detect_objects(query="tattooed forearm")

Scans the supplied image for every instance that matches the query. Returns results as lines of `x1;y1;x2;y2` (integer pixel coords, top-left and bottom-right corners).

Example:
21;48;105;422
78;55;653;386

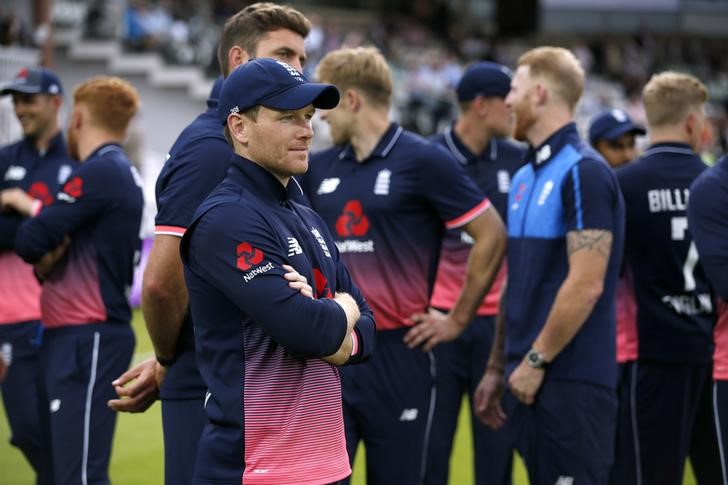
566;230;613;259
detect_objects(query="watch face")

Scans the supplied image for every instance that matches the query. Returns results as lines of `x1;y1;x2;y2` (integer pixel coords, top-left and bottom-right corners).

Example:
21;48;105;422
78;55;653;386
527;349;544;368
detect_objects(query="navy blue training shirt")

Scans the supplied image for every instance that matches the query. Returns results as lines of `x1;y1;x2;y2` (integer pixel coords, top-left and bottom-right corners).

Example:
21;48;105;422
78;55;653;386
181;155;375;484
153;79;228;399
301;123;490;331
618;142;714;363
0;133;77;325
429;126;525;315
505;123;624;389
15;143;144;327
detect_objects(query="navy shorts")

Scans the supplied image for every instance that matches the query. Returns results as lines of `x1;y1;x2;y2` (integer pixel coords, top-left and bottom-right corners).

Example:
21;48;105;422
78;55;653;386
162;397;206;485
0;321;43;474
611;360;711;485
37;323;135;485
426;314;512;485
340;327;436;485
504;379;616;485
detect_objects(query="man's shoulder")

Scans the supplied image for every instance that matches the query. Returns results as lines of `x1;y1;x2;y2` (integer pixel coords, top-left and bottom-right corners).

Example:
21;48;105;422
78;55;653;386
497;137;527;159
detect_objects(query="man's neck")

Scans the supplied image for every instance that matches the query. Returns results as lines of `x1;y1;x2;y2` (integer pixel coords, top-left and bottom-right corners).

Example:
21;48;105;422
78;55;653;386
350;111;391;162
649;127;694;149
527;107;573;148
78;129;124;161
454;117;491;156
33;127;60;154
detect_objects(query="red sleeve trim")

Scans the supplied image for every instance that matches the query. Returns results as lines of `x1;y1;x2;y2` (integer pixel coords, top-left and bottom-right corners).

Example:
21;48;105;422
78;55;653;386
154;225;186;237
445;198;491;229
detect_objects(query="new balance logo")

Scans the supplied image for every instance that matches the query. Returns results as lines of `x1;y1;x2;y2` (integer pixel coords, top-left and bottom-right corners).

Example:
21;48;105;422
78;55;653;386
374;169;391;195
555;476;574;485
4;165;26;181
50;399;61;413
287;237;303;256
317;178;340;195
399;408;418;421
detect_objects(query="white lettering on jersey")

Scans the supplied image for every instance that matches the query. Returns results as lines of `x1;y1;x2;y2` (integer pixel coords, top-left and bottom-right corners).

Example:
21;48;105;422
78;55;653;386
374;169;391;195
317;178;340;195
243;262;274;283
310;228;331;257
57;165;73;184
661;293;713;315
56;192;76;204
1;342;12;366
460;231;475;245
647;188;689;213
497;170;511;193
399;409;419;421
4;165;26;181
335;240;375;253
537;180;554;206
287;237;303;257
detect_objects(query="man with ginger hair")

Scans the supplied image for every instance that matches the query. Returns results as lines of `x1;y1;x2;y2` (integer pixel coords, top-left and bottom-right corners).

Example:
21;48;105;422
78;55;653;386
302;46;507;484
612;72;717;485
473;47;624;484
12;76;143;484
108;4;312;483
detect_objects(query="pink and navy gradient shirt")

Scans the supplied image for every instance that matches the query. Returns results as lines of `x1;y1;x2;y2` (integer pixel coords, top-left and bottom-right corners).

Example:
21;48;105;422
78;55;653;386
428;126;525;315
15;143;144;328
302;123;491;331
0;133;76;325
688;154;728;379
181;155;375;485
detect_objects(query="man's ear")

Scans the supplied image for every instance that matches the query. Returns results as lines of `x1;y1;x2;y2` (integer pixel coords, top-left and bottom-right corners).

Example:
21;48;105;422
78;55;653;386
228;114;249;145
345;88;361;113
228;45;253;74
535;83;548;106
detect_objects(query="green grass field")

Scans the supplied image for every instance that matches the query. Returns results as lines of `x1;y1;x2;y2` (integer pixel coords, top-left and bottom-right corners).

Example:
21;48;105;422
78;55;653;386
0;309;698;484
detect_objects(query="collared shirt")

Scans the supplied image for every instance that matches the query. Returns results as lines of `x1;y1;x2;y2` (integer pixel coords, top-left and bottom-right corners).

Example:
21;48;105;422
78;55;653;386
618;142;715;364
506;123;624;388
301;123;490;331
429;125;525;315
689;155;728;379
15;143;143;327
153;80;227;399
181;155;374;484
0;133;76;324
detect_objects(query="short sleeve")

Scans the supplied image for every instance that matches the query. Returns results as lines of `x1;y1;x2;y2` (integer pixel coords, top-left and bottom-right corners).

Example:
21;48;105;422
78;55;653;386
561;158;620;233
154;137;231;236
418;143;490;229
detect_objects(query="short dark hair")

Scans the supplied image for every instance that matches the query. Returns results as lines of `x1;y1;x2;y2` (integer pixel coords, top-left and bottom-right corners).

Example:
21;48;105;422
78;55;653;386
217;2;310;77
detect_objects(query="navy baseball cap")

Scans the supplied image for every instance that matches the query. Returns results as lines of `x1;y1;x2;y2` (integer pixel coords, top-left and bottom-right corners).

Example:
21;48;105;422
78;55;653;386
0;67;63;96
218;58;340;125
456;61;513;102
588;109;646;144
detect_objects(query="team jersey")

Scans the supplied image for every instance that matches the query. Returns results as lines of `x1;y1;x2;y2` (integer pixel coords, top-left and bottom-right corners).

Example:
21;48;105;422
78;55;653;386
429;126;525;315
615;269;638;363
618;142;714;363
688;154;728;379
301;123;490;331
505;123;624;388
15;143;144;327
154;78;228;399
0;133;76;324
180;155;375;485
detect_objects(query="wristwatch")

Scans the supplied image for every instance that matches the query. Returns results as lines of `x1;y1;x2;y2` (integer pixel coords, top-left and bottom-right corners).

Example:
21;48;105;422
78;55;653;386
525;348;548;369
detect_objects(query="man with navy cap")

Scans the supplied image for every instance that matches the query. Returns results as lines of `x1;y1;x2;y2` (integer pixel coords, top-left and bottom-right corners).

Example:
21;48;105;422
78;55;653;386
588;109;645;169
180;58;375;485
425;61;524;485
0;66;76;481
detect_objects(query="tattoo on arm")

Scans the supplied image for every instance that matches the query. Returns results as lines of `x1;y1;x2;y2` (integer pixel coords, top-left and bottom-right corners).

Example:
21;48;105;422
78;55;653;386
566;229;613;259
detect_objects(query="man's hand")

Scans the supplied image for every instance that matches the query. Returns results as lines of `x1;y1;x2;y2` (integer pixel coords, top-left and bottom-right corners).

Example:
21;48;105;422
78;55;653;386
404;308;464;352
282;264;313;298
34;236;71;280
0;188;35;216
508;359;545;405
107;357;165;413
474;366;507;429
0;358;7;384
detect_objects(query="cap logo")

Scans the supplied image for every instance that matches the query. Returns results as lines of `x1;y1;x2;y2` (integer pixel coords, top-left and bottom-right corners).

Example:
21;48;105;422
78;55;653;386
276;60;304;82
48;84;59;94
611;109;627;122
229;105;239;115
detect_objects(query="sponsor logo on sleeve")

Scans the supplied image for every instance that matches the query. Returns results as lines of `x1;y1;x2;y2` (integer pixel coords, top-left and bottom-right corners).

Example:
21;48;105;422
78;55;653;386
28;181;53;206
236;242;273;282
287;237;303;257
58;176;83;203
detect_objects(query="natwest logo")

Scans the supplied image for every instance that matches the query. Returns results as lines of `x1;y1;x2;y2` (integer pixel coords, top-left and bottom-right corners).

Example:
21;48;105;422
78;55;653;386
336;200;369;237
63;176;83;198
236;242;264;270
28;181;53;206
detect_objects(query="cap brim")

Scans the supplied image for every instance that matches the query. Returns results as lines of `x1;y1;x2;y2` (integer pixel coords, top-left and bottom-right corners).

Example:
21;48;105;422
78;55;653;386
0;84;42;96
263;83;340;111
601;123;646;141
